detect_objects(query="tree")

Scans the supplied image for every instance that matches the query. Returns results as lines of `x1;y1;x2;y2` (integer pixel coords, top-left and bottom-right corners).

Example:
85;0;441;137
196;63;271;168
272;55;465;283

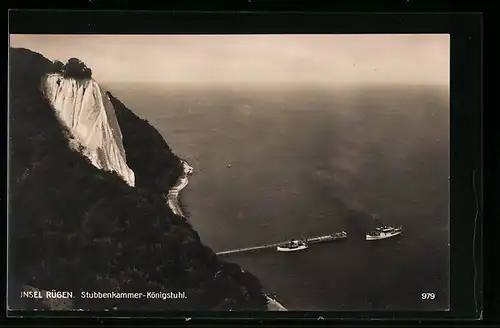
51;60;64;74
62;58;92;79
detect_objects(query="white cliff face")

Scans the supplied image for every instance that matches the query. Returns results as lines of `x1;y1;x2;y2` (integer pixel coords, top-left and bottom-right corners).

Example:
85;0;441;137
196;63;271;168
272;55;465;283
43;74;135;187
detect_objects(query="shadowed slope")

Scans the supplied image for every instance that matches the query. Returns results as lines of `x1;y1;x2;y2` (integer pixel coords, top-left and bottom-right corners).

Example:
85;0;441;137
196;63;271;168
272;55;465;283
109;92;183;194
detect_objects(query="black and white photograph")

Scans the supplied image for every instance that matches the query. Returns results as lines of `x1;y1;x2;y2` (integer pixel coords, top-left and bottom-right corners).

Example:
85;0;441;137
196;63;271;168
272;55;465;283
8;34;450;312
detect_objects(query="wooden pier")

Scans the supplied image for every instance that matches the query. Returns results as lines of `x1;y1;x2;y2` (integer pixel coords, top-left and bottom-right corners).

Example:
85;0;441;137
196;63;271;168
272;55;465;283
216;231;347;256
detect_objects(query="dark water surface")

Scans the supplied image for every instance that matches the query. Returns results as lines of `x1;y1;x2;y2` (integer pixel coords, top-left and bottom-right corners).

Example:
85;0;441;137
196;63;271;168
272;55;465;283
108;83;450;311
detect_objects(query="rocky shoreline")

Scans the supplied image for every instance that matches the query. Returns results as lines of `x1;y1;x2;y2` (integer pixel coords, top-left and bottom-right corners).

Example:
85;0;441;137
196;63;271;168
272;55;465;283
266;295;288;311
166;160;194;217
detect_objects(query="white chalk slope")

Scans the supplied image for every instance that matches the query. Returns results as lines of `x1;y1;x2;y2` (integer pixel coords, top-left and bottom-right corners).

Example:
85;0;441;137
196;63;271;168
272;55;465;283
167;160;194;217
43;74;135;187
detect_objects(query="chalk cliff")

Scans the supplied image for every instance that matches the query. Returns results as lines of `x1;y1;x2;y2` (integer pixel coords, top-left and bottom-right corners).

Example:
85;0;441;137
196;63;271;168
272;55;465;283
8;48;268;311
43;74;135;186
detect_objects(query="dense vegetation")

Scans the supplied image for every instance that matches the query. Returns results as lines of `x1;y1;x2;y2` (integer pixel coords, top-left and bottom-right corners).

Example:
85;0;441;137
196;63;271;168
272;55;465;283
108;93;184;194
8;48;267;311
50;57;93;79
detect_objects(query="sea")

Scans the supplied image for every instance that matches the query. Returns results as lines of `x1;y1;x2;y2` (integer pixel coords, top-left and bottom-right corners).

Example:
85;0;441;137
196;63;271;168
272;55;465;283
107;82;450;311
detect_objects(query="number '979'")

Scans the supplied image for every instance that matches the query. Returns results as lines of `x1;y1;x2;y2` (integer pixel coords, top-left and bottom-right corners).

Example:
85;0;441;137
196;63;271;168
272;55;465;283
421;292;436;300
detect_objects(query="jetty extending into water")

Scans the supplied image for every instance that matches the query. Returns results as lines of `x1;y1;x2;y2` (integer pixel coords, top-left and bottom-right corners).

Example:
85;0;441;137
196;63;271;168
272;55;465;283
216;231;348;256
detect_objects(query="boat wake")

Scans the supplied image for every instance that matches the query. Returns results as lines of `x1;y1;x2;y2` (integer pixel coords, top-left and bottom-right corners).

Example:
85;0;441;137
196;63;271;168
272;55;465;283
167;159;194;217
